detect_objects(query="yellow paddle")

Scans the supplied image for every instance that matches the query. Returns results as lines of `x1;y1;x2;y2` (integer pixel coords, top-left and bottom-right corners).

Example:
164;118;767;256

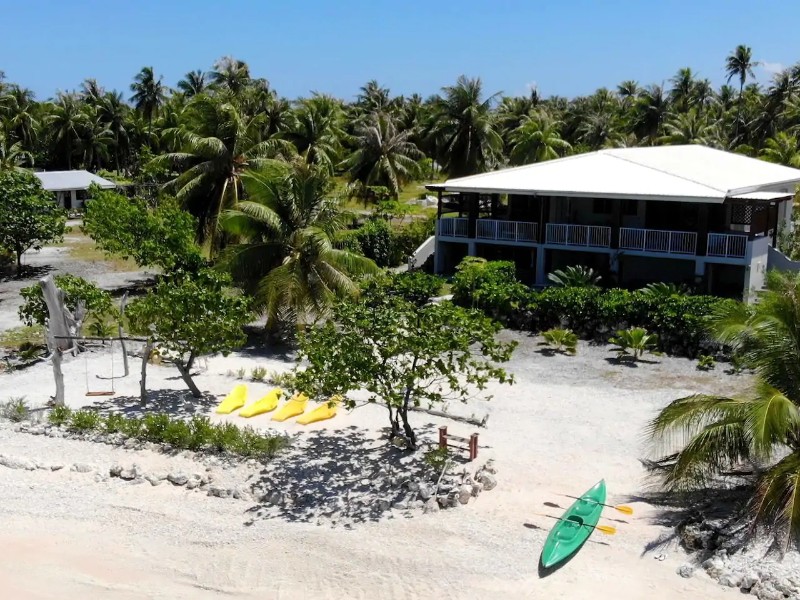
561;495;634;515
534;513;617;535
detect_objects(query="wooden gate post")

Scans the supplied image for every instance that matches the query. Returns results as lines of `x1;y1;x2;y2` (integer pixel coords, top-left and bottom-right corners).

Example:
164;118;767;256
469;433;479;461
438;426;448;451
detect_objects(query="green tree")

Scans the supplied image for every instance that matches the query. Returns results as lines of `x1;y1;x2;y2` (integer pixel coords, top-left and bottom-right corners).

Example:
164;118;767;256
18;274;114;327
220;160;378;329
127;269;251;397
46;93;87;170
82;187;203;271
427;75;503;177
0;170;65;269
725;45;758;140
297;273;516;448
660;110;717;145
648;271;800;547
760;132;800;167
177;70;208;98
130;66;167;133
210;56;252;96
509;111;571;165
154;95;291;245
341;112;422;197
285;95;345;175
0;130;33;170
96;91;131;173
0;85;39;149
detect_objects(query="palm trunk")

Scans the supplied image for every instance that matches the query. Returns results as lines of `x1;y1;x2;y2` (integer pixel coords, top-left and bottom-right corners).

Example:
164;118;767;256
735;82;744;141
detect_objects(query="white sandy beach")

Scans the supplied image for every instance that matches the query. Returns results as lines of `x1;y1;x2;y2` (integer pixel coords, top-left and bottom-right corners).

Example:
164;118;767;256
0;331;746;599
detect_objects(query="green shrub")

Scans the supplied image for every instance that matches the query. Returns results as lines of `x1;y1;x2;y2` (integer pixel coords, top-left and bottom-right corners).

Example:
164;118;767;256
120;416;143;438
697;354;716;371
211;422;242;452
609;327;659;360
392;217;435;263
354;218;394;267
18;274;115;327
48;405;72;426
251;366;267;382
541;328;578;355
68;409;101;432
269;370;297;390
188;415;214;450
162;420;192;447
236;426;287;458
104;413;126;433
236;367;246;380
1;397;30;422
141;413;171;442
451;258;531;325
423;446;451;471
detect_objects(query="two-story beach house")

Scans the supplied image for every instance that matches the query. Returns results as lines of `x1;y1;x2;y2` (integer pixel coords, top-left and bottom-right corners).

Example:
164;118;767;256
428;145;800;299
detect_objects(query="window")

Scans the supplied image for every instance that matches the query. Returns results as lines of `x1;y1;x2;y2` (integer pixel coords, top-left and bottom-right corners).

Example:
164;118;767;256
592;198;613;214
622;200;638;216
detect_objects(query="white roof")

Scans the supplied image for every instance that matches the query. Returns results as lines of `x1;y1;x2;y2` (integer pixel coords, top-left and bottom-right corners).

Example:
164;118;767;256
33;170;116;192
435;146;800;203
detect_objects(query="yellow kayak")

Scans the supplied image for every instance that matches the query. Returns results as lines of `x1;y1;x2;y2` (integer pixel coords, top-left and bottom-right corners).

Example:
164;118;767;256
239;387;283;418
296;395;342;425
215;384;247;414
271;392;309;422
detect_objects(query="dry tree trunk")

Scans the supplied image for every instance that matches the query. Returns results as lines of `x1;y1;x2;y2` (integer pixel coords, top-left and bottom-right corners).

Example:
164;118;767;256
118;293;129;377
140;340;153;406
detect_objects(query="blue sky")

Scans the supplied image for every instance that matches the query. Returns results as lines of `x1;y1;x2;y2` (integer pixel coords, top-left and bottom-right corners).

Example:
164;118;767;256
1;0;797;101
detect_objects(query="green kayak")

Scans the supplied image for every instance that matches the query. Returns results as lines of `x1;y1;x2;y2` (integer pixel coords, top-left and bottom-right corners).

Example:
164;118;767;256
540;479;606;569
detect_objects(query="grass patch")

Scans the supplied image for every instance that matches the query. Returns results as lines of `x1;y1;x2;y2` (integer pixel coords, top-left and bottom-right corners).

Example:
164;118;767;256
67;236;138;271
0;326;45;349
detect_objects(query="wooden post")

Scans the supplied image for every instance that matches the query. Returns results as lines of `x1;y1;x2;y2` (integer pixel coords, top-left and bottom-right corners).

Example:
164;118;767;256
140;339;153;405
469;433;479;461
118;292;129;377
438;426;447;451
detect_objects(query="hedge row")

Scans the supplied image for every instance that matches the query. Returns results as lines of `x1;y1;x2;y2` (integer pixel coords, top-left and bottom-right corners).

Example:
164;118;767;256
451;258;737;357
337;217;435;268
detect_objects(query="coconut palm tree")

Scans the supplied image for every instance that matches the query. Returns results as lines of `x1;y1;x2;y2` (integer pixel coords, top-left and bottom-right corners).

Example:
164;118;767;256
355;80;395;116
210;56;252;96
130;66;167;133
426;75;503;177
617;80;640;107
726;45;758;139
660;110;717;146
177;70;208;97
341;112;422;197
669;67;696;112
220;159;378;329
96;91;130;173
0;85;39;149
76;109;113;170
46;93;87;169
633;84;669;143
760;132;800;167
648;270;800;547
285;95;345;175
509;111;571;164
154;95;292;246
0;129;33;170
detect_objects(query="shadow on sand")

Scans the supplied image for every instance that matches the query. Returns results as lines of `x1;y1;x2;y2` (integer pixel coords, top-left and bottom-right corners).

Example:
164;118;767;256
244;424;442;525
90;389;218;419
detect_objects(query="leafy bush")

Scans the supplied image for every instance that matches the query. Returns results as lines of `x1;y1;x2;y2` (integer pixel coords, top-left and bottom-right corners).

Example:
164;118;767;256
141;413;171;442
18;274;115;327
423;447;451;471
609;327;659;360
188;415;215;450
251;366;268;382
548;265;601;288
451;258;736;357
48;405;72;426
120;416;143;438
1;397;30;422
211;422;242;452
391;217;435;262
354;218;394;267
639;282;690;297
236;426;287;458
162;419;192;447
541;328;578;355
68;409;101;432
697;354;716;371
268;370;297;390
104;413;126;433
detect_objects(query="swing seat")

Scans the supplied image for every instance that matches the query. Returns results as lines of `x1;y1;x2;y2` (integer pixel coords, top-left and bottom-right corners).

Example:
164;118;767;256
86;390;115;397
216;384;248;414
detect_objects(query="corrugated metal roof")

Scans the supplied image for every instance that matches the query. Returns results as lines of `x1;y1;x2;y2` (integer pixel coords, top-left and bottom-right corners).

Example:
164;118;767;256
33;170;116;192
434;146;800;203
729;191;793;201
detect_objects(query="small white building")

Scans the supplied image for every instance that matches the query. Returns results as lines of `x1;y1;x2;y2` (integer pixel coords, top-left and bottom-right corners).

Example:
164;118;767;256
33;170;116;209
430;145;800;299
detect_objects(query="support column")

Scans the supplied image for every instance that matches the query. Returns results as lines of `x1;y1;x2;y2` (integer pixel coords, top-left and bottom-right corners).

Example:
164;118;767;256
436;189;443;219
535;248;547;286
57;192;65;208
434;240;443;274
610;199;622;249
467;193;479;239
467;240;477;258
70;190;78;209
697;204;709;255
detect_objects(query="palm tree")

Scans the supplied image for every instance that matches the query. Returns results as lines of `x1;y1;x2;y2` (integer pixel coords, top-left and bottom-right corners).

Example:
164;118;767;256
426;76;502;177
341;112;422;197
80;78;104;106
617;80;640;107
509;111;571;164
0;129;33;170
220;159;378;329
648;271;800;547
725;45;758;139
177;70;208;97
577;111;623;149
0;85;39;149
285;95;345;175
355;80;394;116
760;132;800;167
76;109;113;170
633;84;669;143
130;66;167;133
46;93;87;169
660;110;717;146
210;56;252;96
669;67;696;112
154;96;291;245
96;91;130;173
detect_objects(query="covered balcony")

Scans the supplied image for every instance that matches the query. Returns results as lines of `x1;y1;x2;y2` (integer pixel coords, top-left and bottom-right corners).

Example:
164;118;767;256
707;233;748;259
619;228;697;255
476;219;538;243
545;223;611;248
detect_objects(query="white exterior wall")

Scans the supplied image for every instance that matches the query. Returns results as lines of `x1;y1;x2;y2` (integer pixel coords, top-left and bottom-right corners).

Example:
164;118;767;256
743;236;770;301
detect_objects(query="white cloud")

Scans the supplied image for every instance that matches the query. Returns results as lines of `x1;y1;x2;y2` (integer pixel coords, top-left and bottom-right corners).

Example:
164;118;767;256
759;60;786;76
